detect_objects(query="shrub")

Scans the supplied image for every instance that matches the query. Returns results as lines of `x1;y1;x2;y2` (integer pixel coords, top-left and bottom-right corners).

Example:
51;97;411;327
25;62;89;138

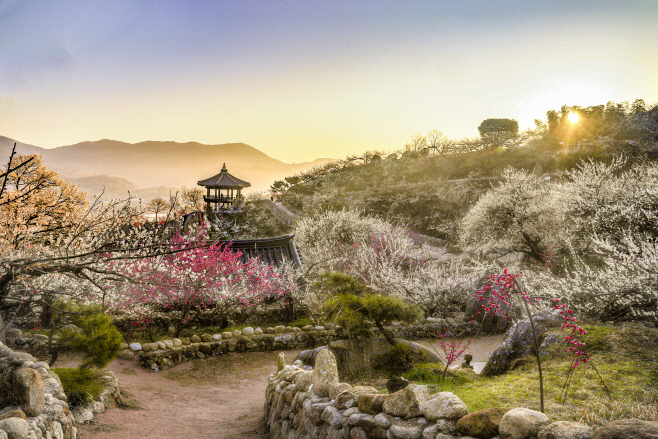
379;344;418;375
52;367;104;407
52;302;123;369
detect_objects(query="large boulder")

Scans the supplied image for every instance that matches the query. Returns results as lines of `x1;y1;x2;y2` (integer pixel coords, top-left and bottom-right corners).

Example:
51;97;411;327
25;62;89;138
421;392;469;421
12;367;45;417
0;417;30;439
464;284;511;332
382;384;430;419
329;338;442;372
499;407;550;439
456;407;512;438
593;418;658;439
481;308;562;377
538;421;594;439
311;349;339;397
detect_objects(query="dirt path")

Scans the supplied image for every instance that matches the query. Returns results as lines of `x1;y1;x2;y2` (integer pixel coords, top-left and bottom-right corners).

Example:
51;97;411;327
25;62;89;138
77;335;504;439
78;350;301;439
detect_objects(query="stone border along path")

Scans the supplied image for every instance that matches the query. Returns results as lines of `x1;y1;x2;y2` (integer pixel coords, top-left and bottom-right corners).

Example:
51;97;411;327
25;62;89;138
76;336;505;439
116;318;485;371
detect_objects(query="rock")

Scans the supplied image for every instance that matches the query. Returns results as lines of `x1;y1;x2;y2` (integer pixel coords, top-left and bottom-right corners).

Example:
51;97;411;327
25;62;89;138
12;367;45;417
5;329;22;338
201;334;213;342
172;338;182;347
421;391;469;421
128;342;142;351
435;419;458;434
335;386;379;410
0;417;30;439
351;426;368;439
295;346;328;367
357;393;389;415
277;352;286;371
311;349;339;397
329;382;352;400
481;309;562;377
386;375;410;393
264;327;275;334
0;411;26;421
163;340;174;349
382;384;430;419
457;407;511;438
389;417;429;439
499;407;550;439
464;284;510;332
538;421;594;439
242;327;254;336
302;325;315;332
321;406;343;429
190;335;201;343
294;371;313;392
0;430;6;439
592;418;658;439
423;425;439;439
274;325;285;334
255;328;263;335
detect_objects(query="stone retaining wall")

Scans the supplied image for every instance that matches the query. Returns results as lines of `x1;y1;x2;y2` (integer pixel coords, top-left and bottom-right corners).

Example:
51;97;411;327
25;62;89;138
0;341;77;439
264;349;658;439
117;318;480;371
0;340;121;439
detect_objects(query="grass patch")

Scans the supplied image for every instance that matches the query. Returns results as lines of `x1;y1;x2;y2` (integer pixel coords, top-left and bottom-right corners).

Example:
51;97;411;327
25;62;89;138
402;323;658;426
52;368;104;408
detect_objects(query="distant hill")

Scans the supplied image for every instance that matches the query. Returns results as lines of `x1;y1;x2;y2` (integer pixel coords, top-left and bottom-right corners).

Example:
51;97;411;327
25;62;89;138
0;136;333;198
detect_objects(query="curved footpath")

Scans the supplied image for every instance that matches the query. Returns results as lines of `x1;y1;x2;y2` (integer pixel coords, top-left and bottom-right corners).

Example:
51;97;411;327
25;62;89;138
78;336;503;439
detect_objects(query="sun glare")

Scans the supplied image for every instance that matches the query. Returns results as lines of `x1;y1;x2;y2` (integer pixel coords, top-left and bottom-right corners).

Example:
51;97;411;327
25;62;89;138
568;112;579;123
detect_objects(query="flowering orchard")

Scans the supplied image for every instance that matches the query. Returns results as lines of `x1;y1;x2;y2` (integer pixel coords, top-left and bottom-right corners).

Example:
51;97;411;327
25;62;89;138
471;269;608;412
295;209;494;318
108;231;297;338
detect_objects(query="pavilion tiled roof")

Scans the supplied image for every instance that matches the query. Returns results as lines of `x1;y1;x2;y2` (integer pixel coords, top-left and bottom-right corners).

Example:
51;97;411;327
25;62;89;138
197;163;251;188
215;234;301;268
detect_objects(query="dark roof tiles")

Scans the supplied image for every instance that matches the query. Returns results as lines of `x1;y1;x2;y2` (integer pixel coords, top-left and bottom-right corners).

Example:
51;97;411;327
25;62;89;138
197;163;251;188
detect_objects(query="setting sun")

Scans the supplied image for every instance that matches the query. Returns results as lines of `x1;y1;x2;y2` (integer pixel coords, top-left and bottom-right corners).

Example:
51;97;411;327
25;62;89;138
568;112;580;123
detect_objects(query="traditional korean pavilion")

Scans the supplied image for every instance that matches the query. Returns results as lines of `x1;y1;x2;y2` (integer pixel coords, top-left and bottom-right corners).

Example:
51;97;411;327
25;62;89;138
197;163;251;212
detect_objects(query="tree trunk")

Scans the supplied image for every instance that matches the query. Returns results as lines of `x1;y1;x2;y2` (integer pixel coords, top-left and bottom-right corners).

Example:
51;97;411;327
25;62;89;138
375;320;397;347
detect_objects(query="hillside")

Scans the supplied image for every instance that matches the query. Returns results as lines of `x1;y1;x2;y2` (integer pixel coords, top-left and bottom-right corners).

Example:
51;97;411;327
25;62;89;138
0;136;332;197
280;131;657;241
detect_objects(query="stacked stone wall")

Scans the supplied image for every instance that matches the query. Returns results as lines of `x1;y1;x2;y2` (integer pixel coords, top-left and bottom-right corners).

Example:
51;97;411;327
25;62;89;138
0;341;77;439
117;318;479;371
0;340;120;439
264;350;658;439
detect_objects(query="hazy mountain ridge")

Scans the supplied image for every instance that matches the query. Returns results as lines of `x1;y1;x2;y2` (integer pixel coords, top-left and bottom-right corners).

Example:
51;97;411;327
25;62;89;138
0;136;333;198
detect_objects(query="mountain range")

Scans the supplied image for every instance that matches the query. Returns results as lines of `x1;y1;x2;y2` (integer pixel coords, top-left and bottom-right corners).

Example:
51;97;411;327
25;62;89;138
0;136;332;200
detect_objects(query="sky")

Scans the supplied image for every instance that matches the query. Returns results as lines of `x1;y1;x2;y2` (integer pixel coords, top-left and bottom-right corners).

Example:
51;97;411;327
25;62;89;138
1;0;657;163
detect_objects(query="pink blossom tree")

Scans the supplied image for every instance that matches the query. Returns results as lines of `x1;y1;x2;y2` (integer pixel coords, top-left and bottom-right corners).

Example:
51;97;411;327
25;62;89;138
109;231;297;338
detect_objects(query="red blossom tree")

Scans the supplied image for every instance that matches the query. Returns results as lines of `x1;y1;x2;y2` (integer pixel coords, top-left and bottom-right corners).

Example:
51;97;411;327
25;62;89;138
471;269;609;412
109;230;296;338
